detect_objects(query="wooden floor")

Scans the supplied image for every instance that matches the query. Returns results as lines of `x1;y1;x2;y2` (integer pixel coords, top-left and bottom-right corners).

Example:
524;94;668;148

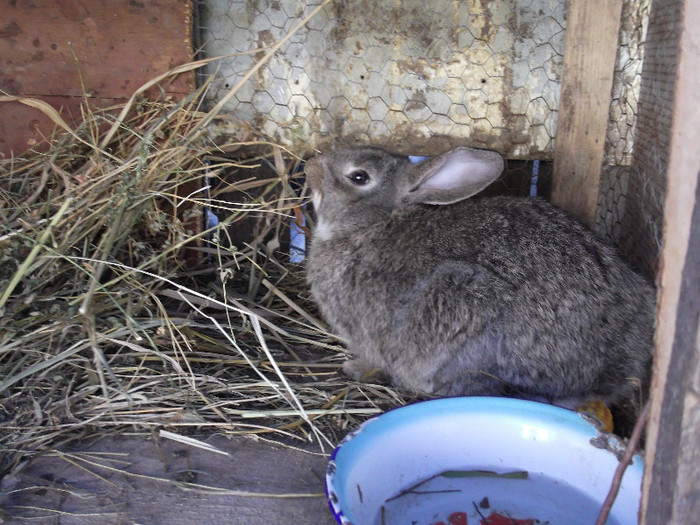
0;434;337;525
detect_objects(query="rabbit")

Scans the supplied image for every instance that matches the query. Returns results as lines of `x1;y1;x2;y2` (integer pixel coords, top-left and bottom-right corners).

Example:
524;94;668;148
304;145;655;407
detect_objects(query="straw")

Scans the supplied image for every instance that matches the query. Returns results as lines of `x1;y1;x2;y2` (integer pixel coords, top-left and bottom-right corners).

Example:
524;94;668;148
0;7;417;488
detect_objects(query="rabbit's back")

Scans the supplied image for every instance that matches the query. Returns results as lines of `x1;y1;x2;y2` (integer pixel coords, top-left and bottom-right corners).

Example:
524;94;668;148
308;195;654;403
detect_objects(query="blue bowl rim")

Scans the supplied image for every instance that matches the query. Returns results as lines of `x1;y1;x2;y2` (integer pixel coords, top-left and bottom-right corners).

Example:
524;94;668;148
324;396;643;525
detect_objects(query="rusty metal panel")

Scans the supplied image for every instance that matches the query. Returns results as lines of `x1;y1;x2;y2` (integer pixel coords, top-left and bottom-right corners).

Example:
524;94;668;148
199;0;567;159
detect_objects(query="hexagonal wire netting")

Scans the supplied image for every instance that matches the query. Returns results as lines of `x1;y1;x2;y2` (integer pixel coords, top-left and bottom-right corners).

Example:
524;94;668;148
194;0;661;275
600;0;664;277
196;0;566;159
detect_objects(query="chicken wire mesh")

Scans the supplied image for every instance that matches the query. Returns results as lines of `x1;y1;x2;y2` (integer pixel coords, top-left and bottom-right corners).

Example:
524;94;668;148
194;0;664;276
598;0;663;278
597;0;670;279
196;0;566;159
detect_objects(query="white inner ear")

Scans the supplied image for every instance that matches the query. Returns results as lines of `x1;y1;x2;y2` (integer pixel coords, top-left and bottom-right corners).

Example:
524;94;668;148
421;153;493;192
421;158;467;191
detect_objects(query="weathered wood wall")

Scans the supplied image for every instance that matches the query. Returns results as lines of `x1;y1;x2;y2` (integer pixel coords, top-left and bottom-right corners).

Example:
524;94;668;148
0;434;335;524
641;0;700;522
0;0;194;157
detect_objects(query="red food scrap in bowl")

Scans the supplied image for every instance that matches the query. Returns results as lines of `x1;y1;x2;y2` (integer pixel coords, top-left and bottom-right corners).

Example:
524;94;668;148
431;511;469;525
431;510;536;525
448;512;469;525
481;512;535;525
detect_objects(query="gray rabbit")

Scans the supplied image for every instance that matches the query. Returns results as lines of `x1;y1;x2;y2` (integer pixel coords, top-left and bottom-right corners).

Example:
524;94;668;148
305;146;655;406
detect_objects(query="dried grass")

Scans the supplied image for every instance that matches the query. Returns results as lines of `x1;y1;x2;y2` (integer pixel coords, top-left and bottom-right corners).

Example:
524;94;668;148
0;48;416;481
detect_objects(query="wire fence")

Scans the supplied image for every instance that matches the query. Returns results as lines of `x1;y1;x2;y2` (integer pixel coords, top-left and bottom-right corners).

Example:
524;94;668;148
194;0;663;276
598;0;662;277
195;0;565;159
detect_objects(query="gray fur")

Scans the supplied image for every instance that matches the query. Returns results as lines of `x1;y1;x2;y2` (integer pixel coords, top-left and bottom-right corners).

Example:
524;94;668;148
305;146;655;404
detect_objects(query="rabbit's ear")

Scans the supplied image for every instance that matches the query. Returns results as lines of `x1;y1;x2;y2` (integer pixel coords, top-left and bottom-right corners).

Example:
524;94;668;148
405;147;504;205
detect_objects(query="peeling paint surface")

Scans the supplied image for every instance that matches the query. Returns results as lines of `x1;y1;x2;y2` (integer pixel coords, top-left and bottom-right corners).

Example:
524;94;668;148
199;0;566;158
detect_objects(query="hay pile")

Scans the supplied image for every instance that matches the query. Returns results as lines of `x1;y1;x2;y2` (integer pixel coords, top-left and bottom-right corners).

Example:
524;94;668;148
0;86;415;480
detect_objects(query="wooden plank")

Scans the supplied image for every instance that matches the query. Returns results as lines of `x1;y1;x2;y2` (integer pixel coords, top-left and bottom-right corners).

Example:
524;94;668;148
0;0;195;156
0;95;124;154
551;0;623;228
0;0;194;98
1;434;336;524
641;0;700;522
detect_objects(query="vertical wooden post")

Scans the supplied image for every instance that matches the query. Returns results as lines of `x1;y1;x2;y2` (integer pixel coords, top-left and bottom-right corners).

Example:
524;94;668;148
551;0;623;228
641;0;700;522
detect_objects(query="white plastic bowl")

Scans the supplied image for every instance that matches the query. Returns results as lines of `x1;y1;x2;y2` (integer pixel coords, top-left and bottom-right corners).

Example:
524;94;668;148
326;397;643;525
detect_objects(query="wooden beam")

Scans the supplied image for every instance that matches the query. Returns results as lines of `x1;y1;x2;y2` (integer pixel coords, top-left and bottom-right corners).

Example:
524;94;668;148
551;0;623;228
641;0;700;522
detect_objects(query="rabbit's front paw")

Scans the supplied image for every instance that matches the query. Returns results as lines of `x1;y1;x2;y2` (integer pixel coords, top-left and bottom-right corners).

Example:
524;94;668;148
342;358;380;381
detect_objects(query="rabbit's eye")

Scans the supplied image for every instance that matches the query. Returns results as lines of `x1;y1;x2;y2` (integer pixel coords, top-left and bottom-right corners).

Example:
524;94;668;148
348;169;370;185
